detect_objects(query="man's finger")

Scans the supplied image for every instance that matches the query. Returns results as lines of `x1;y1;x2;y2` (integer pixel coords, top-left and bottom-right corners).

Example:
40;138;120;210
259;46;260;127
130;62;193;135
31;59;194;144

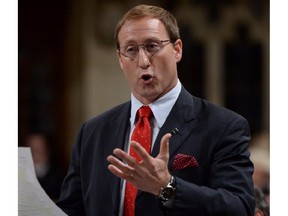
107;155;135;174
130;141;151;162
158;133;172;160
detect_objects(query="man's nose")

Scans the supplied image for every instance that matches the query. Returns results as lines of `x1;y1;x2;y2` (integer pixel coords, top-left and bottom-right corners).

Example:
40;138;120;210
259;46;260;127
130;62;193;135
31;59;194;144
138;47;150;68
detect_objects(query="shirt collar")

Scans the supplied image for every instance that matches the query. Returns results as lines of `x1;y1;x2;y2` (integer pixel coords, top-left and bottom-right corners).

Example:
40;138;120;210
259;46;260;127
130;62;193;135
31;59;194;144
130;79;182;128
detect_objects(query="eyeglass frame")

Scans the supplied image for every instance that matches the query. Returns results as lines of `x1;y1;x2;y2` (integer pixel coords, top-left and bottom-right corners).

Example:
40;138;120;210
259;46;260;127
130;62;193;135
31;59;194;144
117;39;174;60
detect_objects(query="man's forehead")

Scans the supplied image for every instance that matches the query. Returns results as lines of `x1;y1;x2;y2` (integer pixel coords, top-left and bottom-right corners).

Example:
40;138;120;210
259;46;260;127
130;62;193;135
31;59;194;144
118;18;167;42
121;18;163;32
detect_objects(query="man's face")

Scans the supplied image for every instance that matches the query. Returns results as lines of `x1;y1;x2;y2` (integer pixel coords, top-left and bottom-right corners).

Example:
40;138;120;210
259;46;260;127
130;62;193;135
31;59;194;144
117;17;182;104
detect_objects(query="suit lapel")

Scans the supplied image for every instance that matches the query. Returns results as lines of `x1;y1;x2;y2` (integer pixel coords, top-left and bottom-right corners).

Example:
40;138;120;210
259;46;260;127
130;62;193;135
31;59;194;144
151;87;197;165
105;102;131;215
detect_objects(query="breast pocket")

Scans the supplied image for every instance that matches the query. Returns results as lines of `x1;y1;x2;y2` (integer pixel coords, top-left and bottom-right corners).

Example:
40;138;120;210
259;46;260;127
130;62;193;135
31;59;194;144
169;153;209;186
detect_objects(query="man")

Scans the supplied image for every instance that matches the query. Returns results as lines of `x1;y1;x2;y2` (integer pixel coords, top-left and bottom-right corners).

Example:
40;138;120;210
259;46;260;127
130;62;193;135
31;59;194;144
57;4;255;216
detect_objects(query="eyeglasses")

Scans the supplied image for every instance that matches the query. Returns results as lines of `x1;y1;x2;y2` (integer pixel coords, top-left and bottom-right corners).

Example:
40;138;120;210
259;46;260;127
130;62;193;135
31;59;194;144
118;40;173;60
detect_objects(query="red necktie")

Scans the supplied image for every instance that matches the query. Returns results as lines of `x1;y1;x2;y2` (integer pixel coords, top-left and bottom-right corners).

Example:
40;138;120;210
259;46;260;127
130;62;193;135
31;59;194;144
124;106;153;216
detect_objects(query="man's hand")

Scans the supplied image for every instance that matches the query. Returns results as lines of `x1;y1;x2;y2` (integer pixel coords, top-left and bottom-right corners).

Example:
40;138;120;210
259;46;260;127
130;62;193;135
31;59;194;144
107;133;172;196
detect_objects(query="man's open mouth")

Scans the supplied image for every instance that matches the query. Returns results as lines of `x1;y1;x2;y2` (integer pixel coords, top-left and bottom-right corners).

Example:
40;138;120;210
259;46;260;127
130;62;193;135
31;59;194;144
141;74;153;81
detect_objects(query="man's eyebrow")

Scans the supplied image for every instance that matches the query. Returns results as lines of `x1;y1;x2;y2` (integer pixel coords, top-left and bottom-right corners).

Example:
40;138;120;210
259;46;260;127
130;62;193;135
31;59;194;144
121;37;161;46
143;37;161;43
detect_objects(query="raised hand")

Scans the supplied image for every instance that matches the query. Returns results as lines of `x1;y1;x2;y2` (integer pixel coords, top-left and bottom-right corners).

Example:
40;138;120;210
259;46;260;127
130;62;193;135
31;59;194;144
107;133;172;195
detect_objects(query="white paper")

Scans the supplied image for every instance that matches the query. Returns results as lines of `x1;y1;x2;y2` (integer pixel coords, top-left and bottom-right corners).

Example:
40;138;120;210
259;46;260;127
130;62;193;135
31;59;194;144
18;147;67;216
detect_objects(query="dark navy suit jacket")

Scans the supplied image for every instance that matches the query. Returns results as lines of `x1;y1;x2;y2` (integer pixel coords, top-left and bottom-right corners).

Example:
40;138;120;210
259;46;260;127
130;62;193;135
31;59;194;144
57;87;255;216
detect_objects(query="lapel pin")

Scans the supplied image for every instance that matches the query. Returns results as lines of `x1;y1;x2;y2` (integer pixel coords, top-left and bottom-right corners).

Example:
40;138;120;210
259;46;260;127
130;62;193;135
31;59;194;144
171;128;179;135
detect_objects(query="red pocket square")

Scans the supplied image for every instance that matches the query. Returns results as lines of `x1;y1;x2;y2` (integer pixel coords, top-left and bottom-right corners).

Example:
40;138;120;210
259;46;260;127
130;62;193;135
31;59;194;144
172;153;199;170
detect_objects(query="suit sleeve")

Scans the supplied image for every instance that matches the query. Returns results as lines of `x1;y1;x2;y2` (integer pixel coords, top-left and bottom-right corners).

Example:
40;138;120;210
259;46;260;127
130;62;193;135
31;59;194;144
171;116;255;216
56;124;86;216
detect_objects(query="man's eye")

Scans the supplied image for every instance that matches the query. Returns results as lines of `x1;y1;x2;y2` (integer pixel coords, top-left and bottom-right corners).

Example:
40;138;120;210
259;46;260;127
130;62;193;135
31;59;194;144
146;43;159;51
125;46;137;53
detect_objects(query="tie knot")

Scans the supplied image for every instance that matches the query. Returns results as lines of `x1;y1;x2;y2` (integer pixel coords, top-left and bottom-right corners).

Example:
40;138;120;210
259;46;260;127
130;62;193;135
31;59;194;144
138;106;152;118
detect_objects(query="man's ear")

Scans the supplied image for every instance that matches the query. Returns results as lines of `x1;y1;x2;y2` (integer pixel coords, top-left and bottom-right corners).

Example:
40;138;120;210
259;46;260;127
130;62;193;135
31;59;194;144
117;50;124;70
173;39;183;62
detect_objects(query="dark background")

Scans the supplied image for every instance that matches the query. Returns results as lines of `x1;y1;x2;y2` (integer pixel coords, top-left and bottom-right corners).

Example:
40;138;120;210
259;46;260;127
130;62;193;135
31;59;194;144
18;0;269;173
